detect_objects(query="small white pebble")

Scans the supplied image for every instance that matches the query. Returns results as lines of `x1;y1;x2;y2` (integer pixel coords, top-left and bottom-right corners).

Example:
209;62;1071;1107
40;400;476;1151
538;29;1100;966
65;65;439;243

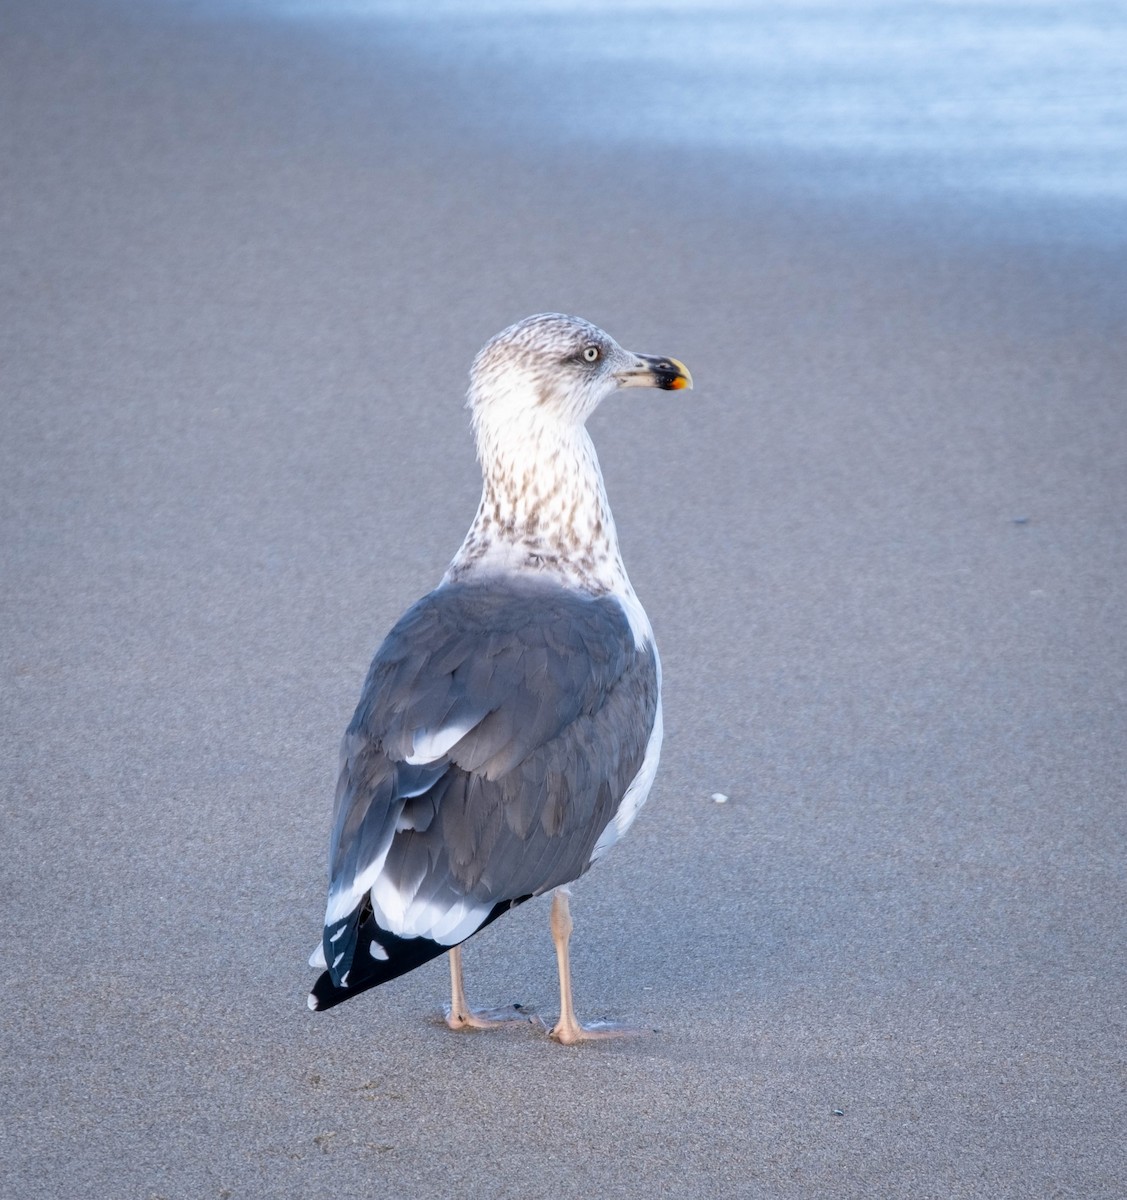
711;792;729;804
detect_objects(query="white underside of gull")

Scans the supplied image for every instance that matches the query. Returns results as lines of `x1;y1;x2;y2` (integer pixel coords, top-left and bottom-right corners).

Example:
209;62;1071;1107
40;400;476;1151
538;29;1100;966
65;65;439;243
591;695;663;863
612;583;656;658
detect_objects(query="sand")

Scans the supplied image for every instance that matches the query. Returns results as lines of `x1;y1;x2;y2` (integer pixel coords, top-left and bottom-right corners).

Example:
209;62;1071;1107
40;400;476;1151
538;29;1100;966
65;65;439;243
2;2;1125;1197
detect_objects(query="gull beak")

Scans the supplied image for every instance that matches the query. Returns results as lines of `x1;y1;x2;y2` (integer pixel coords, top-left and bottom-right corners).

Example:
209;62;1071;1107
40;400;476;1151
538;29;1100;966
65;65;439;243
614;354;693;392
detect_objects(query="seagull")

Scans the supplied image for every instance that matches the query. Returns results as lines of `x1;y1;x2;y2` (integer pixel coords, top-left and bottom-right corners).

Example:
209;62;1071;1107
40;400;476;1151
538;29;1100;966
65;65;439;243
308;313;691;1042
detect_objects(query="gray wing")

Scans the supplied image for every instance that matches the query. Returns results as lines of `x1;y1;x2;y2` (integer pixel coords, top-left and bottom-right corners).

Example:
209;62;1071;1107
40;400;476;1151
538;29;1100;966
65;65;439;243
322;578;658;968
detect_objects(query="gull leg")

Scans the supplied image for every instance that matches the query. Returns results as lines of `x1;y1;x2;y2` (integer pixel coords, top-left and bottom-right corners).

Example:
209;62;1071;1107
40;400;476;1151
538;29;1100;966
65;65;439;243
443;944;534;1031
548;887;636;1044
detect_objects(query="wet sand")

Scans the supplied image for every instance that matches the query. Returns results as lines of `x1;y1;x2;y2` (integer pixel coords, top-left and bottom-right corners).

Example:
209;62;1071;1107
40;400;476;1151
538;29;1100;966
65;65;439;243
2;2;1125;1196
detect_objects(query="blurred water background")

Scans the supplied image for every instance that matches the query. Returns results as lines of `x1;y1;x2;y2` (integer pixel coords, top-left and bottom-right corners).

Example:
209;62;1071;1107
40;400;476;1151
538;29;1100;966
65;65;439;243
214;0;1127;242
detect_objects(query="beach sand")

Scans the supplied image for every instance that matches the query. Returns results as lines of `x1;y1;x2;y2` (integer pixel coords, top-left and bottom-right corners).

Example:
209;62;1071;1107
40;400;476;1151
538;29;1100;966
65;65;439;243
2;2;1125;1196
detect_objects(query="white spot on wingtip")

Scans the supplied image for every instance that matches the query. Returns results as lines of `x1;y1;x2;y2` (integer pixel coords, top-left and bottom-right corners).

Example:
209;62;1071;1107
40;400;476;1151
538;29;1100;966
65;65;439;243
369;939;389;961
307;993;319;1011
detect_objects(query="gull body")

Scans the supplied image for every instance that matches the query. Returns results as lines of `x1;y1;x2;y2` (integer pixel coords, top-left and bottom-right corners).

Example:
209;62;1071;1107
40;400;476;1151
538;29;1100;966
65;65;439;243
309;313;691;1041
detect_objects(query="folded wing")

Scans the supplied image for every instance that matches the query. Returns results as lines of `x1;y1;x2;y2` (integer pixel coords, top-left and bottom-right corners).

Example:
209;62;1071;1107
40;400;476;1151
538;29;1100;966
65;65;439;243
309;579;659;1010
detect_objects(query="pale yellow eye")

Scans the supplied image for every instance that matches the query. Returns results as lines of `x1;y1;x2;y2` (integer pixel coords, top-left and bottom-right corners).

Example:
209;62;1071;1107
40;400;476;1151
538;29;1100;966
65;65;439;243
582;346;600;363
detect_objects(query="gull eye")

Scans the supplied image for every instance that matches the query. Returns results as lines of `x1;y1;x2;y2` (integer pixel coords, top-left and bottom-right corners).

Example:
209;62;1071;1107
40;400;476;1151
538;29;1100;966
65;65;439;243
582;346;600;363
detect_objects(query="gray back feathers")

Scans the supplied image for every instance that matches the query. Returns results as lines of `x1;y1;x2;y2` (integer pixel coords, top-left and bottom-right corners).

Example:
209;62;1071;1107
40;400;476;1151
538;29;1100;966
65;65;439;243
329;579;659;921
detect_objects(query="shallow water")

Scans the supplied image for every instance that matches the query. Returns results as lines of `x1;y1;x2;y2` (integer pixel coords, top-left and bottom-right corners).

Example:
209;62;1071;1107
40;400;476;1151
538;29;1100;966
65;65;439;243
218;0;1127;241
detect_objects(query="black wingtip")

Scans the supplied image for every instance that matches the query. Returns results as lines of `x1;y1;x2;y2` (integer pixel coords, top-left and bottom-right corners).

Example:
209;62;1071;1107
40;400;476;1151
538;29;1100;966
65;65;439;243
307;932;448;1012
309;969;356;1012
306;897;530;1013
308;917;451;1013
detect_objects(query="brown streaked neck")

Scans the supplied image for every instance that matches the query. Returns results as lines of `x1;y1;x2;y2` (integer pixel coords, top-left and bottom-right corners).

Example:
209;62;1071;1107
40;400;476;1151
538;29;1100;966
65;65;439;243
444;413;629;594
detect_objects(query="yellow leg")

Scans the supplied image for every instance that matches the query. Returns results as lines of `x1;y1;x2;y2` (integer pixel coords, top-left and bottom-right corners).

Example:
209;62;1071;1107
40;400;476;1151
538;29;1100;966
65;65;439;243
548;887;637;1044
444;943;533;1032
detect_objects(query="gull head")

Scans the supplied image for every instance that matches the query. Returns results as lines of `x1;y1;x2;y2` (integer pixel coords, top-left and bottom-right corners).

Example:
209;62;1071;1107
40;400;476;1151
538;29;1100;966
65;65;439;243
467;313;692;431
